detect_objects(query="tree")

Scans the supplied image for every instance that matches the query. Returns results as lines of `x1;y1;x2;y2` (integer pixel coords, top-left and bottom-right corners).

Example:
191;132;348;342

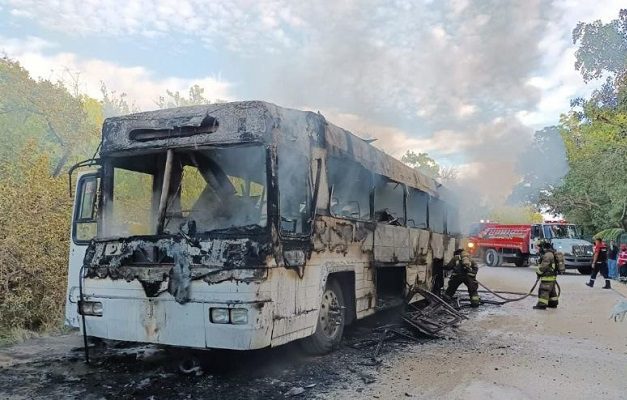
100;83;138;118
487;205;544;224
573;9;627;83
540;84;627;231
156;84;212;109
401;150;457;182
0;57;100;175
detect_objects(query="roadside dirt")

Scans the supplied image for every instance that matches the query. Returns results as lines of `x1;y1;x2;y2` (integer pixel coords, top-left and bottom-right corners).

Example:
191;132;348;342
1;265;625;399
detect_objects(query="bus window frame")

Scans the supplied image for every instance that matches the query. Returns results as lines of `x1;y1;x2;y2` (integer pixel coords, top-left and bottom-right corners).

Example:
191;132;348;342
373;173;407;227
277;154;322;240
326;158;374;223
428;195;446;234
72;172;100;245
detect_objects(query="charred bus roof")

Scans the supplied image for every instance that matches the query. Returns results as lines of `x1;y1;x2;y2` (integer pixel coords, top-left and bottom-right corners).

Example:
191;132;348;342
101;100;450;201
102;101;288;155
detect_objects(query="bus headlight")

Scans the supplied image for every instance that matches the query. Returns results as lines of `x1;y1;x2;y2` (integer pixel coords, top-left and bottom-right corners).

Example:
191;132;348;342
230;308;248;325
79;301;103;316
91;302;104;316
210;308;230;324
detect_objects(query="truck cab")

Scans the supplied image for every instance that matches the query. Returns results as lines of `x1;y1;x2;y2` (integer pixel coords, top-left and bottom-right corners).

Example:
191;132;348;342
530;223;594;274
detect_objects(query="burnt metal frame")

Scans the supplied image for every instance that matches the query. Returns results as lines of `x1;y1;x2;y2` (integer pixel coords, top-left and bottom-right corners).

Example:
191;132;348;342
95;144;274;241
72;172;100;245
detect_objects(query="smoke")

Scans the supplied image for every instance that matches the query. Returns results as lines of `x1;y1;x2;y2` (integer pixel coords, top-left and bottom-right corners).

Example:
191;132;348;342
240;0;556;209
507;126;569;205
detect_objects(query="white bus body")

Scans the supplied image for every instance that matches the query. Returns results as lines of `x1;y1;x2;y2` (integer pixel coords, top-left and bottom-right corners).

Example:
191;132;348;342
66;101;459;352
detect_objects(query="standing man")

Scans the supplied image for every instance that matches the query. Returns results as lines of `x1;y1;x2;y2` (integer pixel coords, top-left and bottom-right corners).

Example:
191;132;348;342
618;244;627;281
608;240;619;279
443;249;481;307
534;240;565;310
586;238;611;289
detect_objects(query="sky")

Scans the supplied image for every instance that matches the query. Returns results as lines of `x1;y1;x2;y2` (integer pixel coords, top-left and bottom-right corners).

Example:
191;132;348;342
0;0;624;203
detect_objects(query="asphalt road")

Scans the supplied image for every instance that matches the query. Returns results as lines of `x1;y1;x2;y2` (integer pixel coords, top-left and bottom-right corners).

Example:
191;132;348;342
1;264;626;399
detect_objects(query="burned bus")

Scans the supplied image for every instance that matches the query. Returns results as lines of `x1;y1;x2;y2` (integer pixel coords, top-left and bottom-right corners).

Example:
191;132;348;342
65;101;460;354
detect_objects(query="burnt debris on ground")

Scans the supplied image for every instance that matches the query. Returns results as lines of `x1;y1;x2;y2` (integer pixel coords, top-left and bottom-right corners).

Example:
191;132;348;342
0;290;468;400
347;286;467;364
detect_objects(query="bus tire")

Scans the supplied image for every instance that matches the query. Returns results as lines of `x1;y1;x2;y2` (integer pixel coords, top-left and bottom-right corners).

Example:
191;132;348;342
301;279;345;355
485;249;501;267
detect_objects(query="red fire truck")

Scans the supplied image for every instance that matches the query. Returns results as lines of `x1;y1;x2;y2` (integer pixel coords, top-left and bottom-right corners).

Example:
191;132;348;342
466;222;594;274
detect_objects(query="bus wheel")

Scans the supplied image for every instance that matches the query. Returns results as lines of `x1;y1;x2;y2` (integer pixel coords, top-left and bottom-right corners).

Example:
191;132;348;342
485;249;501;267
301;279;345;355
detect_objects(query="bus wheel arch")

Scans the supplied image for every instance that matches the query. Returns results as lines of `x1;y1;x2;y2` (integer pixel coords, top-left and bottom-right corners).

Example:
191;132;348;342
301;276;347;355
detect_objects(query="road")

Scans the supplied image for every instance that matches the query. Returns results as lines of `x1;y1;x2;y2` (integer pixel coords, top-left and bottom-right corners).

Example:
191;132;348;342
1;265;626;399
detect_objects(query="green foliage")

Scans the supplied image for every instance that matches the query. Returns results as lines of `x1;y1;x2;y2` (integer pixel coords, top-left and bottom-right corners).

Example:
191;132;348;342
100;83;137;118
111;169;154;236
0;57;101;175
542;103;627;231
572;9;627;82
0;143;72;338
157;84;212;109
401;150;457;182
593;228;625;241
487;205;544;224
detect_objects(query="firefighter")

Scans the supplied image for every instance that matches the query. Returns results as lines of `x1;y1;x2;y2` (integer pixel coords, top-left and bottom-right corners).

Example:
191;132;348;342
586;238;611;289
534;240;565;310
443;249;481;307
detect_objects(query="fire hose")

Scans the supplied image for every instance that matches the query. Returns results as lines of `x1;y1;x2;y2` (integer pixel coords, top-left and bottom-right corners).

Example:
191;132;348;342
469;278;562;306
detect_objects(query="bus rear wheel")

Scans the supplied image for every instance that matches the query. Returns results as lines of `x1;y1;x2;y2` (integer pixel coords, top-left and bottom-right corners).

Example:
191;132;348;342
301;279;345;355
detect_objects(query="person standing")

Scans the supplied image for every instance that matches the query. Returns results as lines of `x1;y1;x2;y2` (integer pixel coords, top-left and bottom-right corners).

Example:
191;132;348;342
586;238;611;289
534;241;565;310
618;244;627;281
608;240;618;279
443;249;481;307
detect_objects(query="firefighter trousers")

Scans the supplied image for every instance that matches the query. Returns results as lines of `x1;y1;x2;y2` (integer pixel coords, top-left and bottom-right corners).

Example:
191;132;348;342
445;273;480;307
536;279;558;308
590;261;609;280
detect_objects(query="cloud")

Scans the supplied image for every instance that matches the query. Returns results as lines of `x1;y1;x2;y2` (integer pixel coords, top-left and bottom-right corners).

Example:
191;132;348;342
0;35;233;110
1;0;303;52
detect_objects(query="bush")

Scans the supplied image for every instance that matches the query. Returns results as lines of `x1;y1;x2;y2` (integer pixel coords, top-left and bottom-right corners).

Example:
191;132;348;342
0;143;72;340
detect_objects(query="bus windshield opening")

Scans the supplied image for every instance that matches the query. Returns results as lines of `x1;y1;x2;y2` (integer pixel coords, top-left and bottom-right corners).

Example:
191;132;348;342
101;145;267;238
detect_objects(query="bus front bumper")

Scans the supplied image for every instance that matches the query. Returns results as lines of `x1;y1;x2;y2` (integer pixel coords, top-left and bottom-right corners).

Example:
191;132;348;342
81;297;273;350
